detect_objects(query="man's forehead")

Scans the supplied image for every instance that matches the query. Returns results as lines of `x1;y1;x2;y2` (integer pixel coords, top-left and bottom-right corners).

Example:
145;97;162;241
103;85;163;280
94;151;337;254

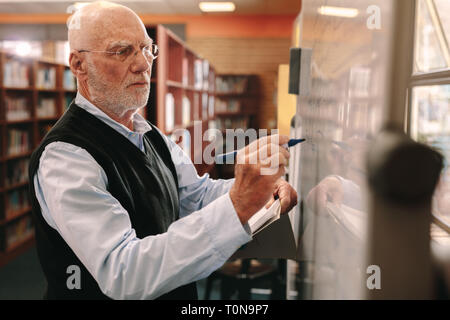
106;37;153;48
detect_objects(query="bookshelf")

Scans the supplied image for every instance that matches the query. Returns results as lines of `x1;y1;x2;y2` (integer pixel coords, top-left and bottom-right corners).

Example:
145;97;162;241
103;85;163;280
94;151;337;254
214;74;258;132
213;74;260;179
0;51;76;267
147;25;218;176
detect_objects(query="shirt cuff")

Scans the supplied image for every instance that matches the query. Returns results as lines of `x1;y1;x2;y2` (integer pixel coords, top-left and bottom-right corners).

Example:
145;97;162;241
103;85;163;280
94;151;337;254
202;192;252;261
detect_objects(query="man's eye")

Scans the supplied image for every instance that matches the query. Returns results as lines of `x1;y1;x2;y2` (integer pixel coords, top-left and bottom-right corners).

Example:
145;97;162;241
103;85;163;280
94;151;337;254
116;47;132;56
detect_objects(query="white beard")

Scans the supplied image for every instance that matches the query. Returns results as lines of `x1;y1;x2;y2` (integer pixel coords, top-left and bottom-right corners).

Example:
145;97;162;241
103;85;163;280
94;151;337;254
86;61;150;117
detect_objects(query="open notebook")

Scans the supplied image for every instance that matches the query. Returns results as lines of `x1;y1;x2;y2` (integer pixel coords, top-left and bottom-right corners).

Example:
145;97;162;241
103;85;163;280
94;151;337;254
231;199;298;260
248;199;282;236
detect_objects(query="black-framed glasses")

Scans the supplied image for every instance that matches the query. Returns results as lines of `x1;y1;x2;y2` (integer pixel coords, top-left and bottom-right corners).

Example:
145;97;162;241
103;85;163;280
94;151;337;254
77;43;159;63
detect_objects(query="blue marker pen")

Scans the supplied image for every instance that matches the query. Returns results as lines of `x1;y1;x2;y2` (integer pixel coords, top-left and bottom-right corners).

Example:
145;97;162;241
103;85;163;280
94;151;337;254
215;138;306;163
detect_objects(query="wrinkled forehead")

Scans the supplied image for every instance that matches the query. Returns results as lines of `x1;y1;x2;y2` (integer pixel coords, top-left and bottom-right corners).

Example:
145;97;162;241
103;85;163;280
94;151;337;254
70;5;151;50
91;15;150;49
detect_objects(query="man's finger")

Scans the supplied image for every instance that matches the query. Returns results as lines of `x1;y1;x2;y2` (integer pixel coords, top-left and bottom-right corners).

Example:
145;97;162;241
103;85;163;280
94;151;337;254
265;196;275;209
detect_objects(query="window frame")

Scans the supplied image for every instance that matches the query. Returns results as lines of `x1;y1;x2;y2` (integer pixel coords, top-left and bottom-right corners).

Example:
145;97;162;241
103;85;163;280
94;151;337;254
406;0;450;233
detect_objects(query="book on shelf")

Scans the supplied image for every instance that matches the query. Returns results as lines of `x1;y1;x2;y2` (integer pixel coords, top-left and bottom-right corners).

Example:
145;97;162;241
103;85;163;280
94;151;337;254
215;99;241;113
4;215;34;250
5;158;29;187
202;60;209;91
182;96;190;126
37;97;56;118
165;92;175;132
63;69;76;91
6;188;30;217
7;129;30;156
208;95;215;118
194;60;203;90
215;117;249;131
193;93;200;120
206;120;218;141
202;93;208;120
216;76;248;94
182;57;188;86
36;67;56;89
3;60;30;88
5;97;30;121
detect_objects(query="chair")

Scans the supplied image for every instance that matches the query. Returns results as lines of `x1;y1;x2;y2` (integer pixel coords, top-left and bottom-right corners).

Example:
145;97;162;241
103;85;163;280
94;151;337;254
204;259;282;300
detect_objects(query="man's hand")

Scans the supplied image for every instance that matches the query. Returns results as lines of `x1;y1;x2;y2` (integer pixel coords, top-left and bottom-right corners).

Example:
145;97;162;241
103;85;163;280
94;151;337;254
265;179;298;214
230;134;290;225
305;176;343;215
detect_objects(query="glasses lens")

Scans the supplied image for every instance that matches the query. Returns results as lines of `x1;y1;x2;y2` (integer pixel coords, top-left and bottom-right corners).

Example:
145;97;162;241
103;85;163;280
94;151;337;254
115;46;133;62
151;44;159;58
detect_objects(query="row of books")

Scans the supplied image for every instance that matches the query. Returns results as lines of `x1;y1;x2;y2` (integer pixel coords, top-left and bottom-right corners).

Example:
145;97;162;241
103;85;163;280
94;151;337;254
5;97;31;121
37;97;57;118
3;60;30;88
7;129;30;156
36;67;56;89
216;76;248;94
6;188;30;217
165;93;215;132
63;69;77;91
4;215;34;250
3;61;76;90
193;60;212;91
213;117;250;131
215;99;241;113
5;158;29;187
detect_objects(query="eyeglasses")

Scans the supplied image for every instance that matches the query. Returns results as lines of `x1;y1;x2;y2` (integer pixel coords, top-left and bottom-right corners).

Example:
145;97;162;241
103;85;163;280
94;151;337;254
77;43;159;63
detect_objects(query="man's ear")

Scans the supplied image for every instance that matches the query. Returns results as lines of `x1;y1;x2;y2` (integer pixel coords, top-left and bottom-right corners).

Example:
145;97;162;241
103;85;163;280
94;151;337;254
69;51;87;80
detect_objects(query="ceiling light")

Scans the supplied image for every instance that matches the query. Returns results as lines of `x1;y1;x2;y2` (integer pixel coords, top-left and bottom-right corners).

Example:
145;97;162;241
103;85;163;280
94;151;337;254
318;6;359;18
199;2;236;13
72;2;89;10
15;42;32;57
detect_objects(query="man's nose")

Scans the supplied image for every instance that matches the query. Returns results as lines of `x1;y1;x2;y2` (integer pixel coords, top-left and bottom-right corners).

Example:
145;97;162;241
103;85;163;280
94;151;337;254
130;49;151;73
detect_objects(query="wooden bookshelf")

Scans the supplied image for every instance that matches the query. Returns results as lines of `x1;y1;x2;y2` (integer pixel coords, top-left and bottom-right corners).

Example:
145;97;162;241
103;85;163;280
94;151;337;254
214;74;259;129
213;74;260;179
148;25;218;176
0;51;76;266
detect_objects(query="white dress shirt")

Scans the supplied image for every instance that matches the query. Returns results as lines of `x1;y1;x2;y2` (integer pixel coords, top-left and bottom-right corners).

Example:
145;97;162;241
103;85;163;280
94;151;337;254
33;92;252;299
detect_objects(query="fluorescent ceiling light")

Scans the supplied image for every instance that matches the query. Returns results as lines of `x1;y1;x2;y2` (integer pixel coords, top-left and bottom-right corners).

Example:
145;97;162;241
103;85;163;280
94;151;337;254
199;2;236;12
15;42;32;57
318;6;359;18
72;2;89;10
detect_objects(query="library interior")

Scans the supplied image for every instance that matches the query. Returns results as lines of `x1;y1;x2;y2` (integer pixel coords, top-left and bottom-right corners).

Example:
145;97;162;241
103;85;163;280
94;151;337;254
0;0;449;300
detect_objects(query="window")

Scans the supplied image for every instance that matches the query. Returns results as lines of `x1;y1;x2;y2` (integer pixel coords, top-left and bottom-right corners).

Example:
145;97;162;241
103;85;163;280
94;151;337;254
410;0;450;232
414;0;450;73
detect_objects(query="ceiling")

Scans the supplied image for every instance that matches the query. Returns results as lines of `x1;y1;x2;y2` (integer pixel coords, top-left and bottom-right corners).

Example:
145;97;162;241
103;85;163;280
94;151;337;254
0;0;301;15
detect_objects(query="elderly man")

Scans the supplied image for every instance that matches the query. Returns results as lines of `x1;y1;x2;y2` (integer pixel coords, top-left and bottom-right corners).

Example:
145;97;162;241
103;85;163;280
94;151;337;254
29;1;297;300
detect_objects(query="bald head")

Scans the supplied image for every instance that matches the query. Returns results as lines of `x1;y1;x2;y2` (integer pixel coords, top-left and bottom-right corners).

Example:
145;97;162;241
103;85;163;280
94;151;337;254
68;1;147;51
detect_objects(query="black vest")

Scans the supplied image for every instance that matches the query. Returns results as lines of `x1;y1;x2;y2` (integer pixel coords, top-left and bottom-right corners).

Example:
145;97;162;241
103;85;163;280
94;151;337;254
28;103;198;300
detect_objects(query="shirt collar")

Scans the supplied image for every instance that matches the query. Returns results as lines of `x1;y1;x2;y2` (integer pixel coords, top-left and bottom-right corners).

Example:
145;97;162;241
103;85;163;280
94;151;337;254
74;92;152;136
